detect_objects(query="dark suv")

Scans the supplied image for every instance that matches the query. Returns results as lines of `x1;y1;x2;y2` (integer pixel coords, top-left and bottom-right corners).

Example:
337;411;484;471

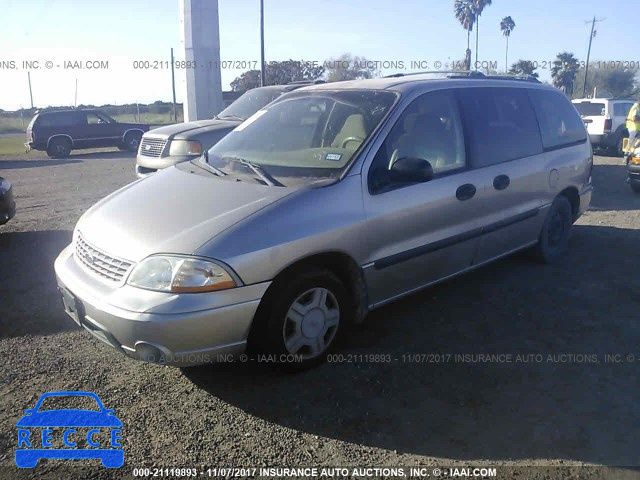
25;109;150;158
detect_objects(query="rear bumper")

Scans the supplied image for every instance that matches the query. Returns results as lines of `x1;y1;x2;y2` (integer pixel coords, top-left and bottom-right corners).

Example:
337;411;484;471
54;244;271;366
589;133;617;147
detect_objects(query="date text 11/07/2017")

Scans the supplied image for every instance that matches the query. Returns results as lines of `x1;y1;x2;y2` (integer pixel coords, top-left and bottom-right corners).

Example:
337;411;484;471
132;60;259;70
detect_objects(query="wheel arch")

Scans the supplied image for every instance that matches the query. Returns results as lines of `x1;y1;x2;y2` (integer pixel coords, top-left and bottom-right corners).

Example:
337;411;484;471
247;251;368;350
558;186;580;221
46;134;73;149
121;128;145;142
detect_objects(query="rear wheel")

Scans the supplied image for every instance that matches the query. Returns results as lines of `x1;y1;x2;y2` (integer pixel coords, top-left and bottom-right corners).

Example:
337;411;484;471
46;137;71;158
123;131;142;152
532;195;573;264
254;267;350;371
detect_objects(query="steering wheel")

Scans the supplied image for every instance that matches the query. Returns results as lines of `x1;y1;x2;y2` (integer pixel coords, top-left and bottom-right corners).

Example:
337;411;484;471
341;137;364;149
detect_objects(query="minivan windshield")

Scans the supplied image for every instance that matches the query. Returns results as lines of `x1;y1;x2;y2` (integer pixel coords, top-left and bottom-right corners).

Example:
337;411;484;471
573;101;605;117
205;90;397;186
216;88;285;121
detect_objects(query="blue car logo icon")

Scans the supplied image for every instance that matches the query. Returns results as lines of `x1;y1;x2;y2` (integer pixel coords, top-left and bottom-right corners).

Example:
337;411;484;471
15;391;123;468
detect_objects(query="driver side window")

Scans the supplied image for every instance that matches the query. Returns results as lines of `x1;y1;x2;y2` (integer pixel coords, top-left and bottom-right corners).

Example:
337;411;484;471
368;90;466;194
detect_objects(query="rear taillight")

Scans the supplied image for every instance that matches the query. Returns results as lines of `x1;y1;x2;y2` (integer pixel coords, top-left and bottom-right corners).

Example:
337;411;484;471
604;118;612;133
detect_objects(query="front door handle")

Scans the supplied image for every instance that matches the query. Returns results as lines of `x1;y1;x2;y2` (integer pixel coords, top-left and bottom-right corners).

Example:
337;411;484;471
493;174;510;190
456;183;476;201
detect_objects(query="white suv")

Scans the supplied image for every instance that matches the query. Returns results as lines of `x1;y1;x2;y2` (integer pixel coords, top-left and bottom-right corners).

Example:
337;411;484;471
572;98;634;156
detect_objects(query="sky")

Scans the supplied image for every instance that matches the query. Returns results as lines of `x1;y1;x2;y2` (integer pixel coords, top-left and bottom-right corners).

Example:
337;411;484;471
0;0;634;111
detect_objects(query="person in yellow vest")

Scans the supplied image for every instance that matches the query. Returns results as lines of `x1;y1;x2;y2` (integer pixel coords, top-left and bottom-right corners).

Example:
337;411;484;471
626;100;640;152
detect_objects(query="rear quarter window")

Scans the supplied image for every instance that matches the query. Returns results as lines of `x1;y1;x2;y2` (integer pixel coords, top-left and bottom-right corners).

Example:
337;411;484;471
457;87;543;167
529;90;587;150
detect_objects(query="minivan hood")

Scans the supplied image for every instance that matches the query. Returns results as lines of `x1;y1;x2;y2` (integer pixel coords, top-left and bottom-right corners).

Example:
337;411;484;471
146;119;239;139
77;166;294;262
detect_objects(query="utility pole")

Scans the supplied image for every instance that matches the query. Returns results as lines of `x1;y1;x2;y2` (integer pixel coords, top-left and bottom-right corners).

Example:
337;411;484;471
27;72;34;109
170;47;178;122
260;0;266;86
582;16;605;98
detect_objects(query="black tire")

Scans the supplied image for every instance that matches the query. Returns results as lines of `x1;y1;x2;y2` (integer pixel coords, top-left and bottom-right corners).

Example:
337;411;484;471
123;131;142;152
531;195;573;264
46;137;71;158
254;267;351;372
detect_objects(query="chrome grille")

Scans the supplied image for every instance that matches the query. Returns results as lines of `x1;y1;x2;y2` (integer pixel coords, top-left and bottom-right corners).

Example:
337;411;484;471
139;137;167;157
75;234;133;283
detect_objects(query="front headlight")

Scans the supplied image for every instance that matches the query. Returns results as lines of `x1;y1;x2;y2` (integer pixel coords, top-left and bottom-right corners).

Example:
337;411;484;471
169;140;202;156
127;255;238;293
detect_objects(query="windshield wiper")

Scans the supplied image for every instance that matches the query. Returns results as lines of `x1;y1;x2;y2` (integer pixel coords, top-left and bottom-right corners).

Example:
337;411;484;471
222;156;284;187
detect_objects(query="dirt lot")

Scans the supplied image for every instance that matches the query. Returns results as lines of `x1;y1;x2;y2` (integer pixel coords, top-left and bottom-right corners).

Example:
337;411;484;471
1;150;639;479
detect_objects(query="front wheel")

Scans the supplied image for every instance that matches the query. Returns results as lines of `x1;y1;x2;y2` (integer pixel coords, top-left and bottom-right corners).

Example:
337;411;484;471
531;195;573;264
256;268;350;371
123;132;142;152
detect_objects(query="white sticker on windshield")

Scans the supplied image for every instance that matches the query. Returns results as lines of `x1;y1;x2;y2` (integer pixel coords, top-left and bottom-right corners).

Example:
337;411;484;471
325;153;342;161
233;109;268;132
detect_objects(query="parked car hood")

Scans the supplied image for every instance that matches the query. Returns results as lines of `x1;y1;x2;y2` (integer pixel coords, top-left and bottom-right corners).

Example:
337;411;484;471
76;165;295;262
146;118;240;139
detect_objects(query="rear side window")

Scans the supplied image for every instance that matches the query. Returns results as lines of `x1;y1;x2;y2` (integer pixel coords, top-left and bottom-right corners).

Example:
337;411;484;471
36;112;80;128
457;87;543;167
573;101;605;117
529;90;587;150
613;102;633;117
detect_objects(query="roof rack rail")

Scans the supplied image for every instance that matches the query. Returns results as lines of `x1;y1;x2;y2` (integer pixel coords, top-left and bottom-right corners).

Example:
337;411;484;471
286;79;326;85
384;71;541;83
384;70;486;78
482;74;541;83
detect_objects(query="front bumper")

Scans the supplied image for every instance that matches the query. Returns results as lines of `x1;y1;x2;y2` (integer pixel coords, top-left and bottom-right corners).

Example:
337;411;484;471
54;244;270;366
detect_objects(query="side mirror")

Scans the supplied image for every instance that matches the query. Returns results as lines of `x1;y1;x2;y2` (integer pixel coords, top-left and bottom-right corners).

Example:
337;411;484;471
390;157;434;183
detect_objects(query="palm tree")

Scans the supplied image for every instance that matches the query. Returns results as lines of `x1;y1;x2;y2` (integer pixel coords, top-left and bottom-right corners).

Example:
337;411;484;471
472;0;492;69
551;52;580;96
454;0;476;70
508;59;539;79
500;16;516;72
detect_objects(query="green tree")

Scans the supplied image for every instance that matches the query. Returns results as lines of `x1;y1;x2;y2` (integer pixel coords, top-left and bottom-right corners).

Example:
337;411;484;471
573;65;638;98
472;0;492;68
500;16;516;72
454;0;476;70
230;60;325;91
551;52;580;96
323;54;379;82
509;59;539;79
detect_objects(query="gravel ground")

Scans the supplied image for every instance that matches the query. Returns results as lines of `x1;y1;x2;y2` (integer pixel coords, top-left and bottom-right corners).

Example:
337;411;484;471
0;151;639;480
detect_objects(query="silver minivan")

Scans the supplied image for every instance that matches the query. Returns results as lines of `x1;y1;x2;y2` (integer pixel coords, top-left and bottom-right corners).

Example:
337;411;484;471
54;73;593;370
